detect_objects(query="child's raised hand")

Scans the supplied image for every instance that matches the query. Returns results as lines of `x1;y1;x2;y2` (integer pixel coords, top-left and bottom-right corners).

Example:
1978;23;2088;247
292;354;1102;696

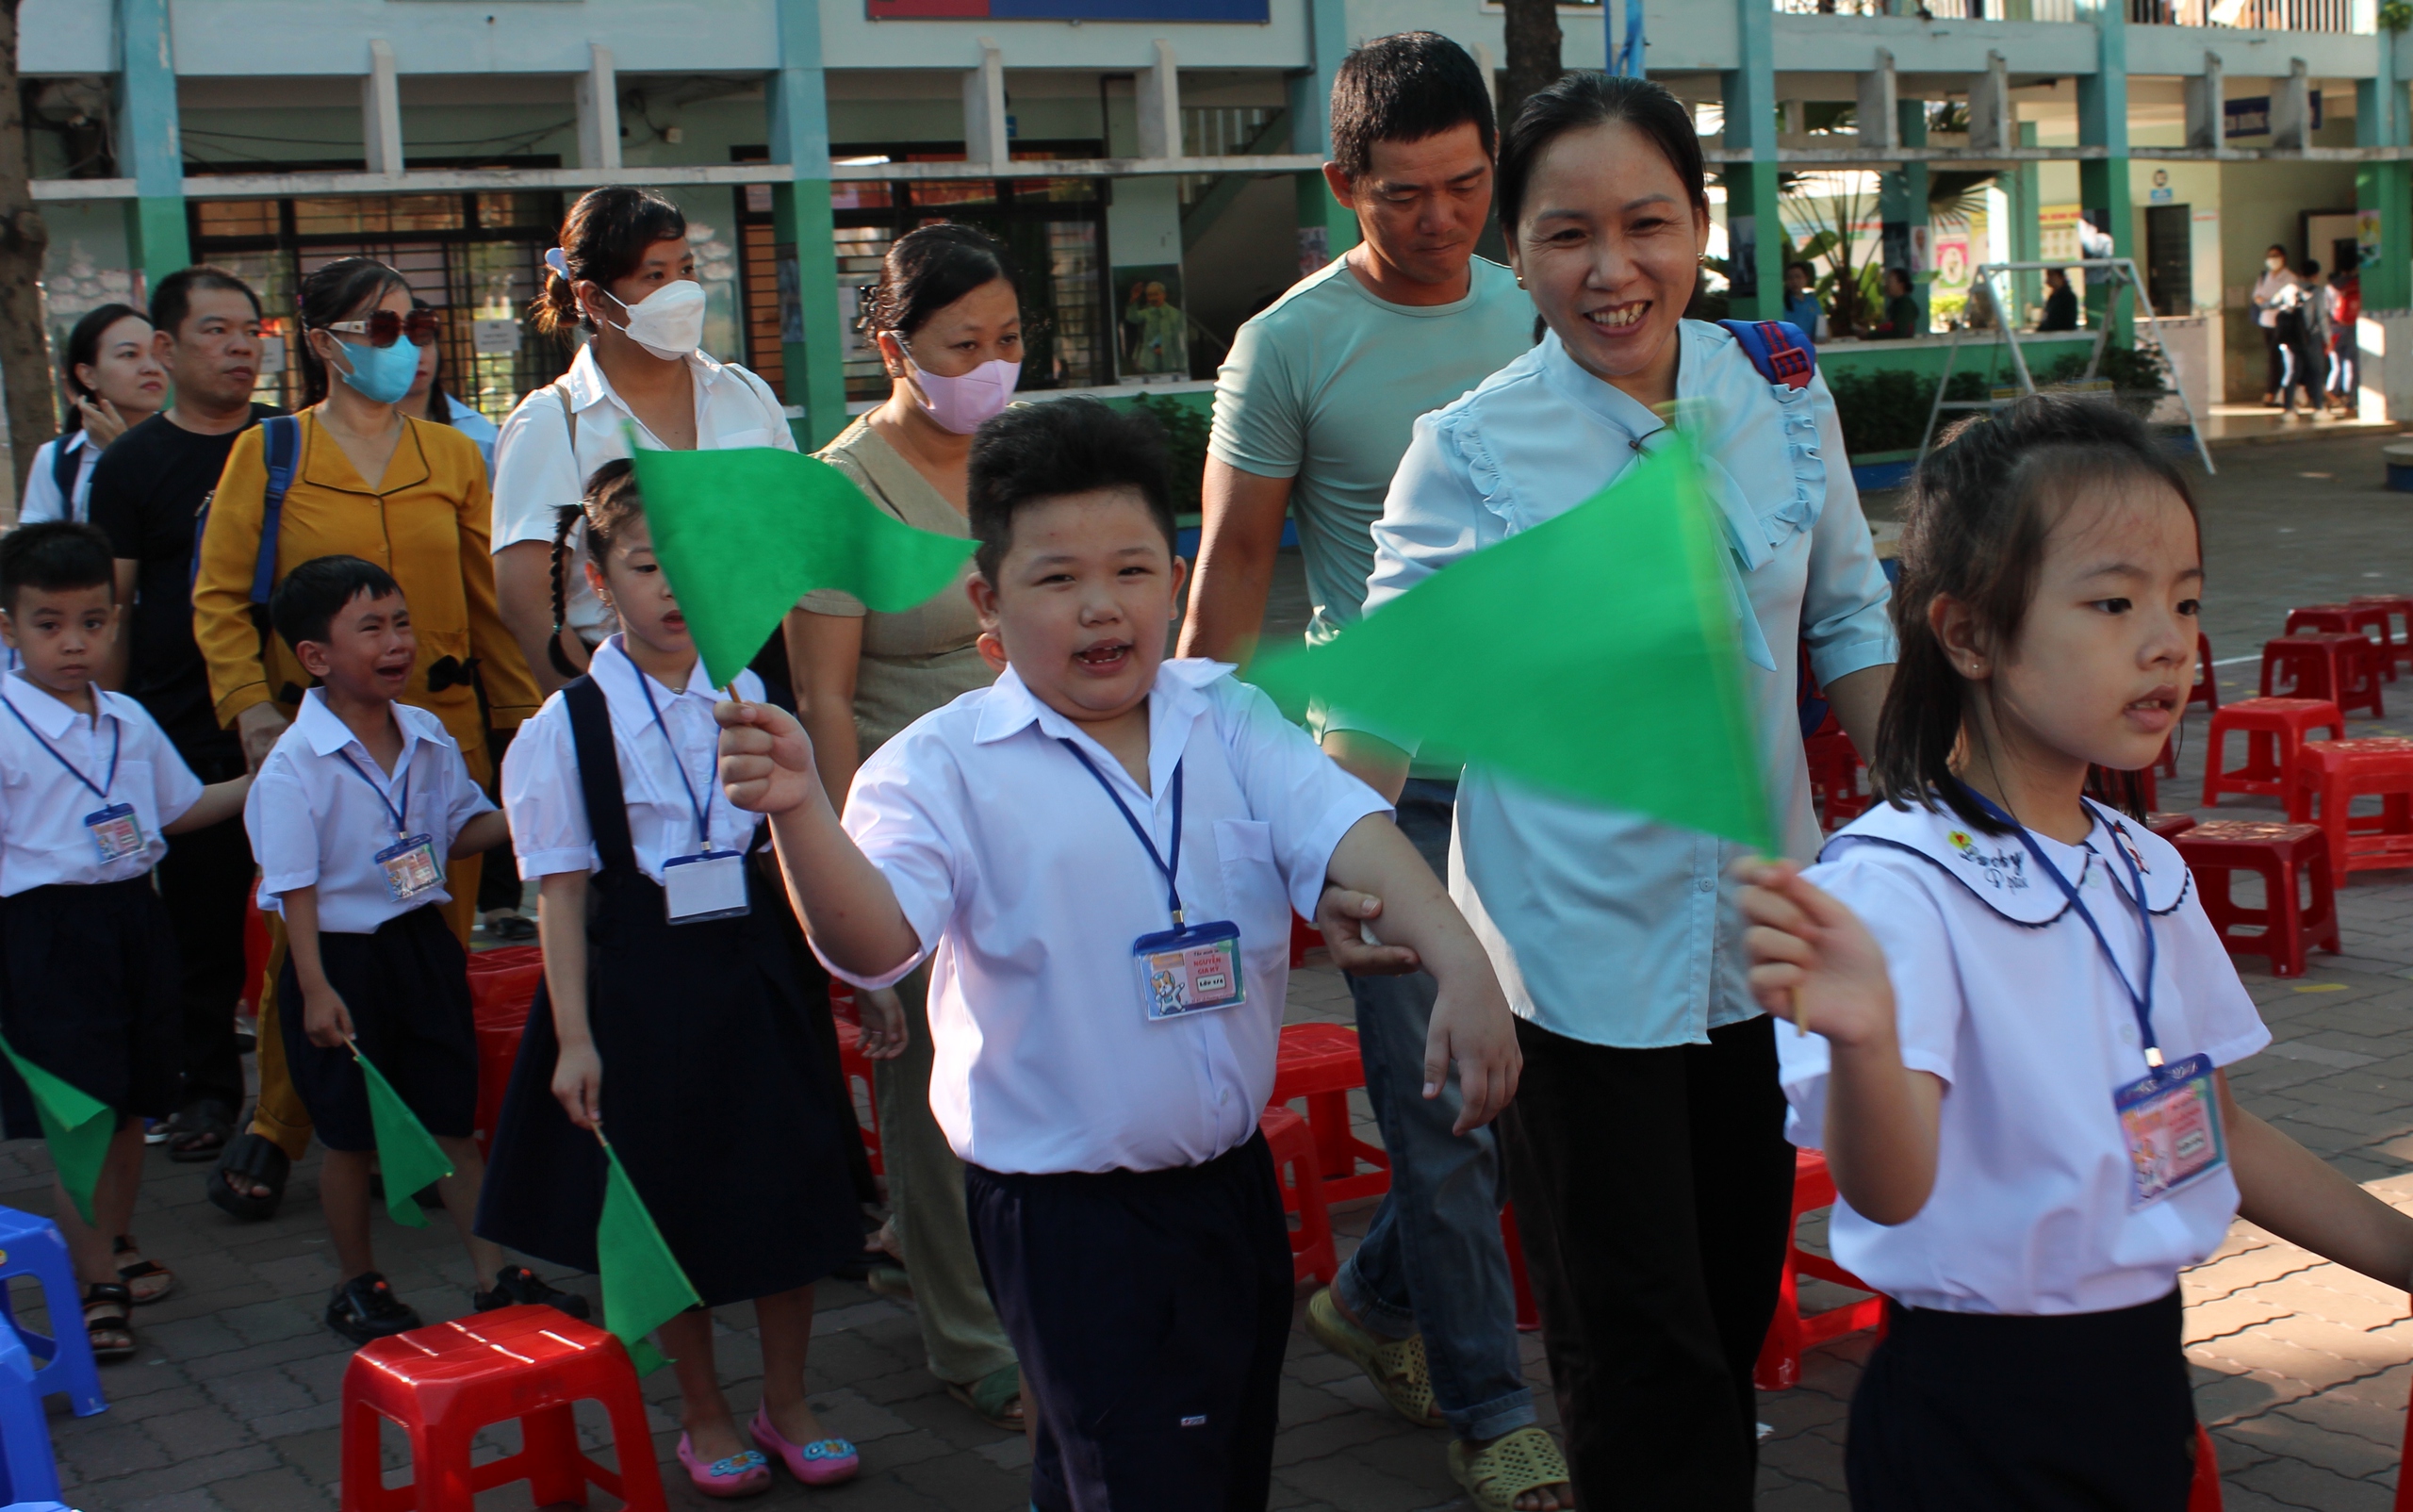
1734;858;1897;1048
303;984;354;1049
715;698;821;815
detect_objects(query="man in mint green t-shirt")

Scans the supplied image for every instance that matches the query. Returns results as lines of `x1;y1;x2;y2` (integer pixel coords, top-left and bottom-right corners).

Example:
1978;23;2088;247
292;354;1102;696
1176;31;1568;1512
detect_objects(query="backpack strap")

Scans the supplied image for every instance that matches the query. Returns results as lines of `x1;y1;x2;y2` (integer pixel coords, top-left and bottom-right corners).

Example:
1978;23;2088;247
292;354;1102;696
563;674;639;878
1716;319;1815;392
250;415;301;604
553;380;579;456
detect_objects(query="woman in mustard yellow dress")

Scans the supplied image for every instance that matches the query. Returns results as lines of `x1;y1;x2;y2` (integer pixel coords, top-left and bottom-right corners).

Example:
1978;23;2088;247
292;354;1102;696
192;256;539;1221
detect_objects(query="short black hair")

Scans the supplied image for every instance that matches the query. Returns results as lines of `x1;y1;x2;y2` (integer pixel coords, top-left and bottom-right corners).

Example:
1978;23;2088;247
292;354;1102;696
1498;72;1705;237
1785;260;1816;278
1886;267;1912;289
271;554;402;652
1330;32;1497;180
967;400;1176;581
150;264;261;339
2298;258;2322;279
0;522;115;612
862;222;1021;343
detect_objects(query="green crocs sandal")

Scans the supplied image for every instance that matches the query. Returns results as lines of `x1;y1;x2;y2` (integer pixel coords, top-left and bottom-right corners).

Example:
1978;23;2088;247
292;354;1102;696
1448;1426;1574;1512
945;1363;1025;1432
1304;1287;1444;1429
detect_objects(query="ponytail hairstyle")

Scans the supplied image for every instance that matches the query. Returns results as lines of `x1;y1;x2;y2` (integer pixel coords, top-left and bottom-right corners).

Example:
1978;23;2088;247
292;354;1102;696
1869;393;2200;836
532;187;688;339
858;222;1022;350
57;303;146;433
296;256;410;406
548;457;647;677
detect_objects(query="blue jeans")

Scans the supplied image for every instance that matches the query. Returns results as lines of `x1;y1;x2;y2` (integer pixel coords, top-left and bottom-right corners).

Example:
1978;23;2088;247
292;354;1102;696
1332;778;1535;1443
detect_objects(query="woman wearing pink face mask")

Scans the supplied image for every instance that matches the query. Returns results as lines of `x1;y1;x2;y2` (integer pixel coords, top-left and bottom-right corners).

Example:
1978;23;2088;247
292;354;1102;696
781;222;1027;1434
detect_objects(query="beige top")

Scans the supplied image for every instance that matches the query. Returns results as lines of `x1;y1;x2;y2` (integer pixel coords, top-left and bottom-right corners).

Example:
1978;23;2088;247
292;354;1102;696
802;418;993;754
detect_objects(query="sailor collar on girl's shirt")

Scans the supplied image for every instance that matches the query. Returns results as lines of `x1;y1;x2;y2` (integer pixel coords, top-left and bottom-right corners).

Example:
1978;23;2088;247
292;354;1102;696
1818;794;2191;927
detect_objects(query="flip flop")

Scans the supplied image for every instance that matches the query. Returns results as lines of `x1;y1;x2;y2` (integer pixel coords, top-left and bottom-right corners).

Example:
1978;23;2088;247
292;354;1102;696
167;1097;236;1163
1448;1426;1574;1512
1304;1287;1444;1428
207;1132;289;1222
944;1362;1024;1432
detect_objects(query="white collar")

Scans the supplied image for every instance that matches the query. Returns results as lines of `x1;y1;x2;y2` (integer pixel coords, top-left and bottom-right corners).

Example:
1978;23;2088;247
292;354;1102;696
0;671;102;739
292;686;451;762
564;341;737;415
1823;794;2190;925
588;634;719;743
974;659;1234;800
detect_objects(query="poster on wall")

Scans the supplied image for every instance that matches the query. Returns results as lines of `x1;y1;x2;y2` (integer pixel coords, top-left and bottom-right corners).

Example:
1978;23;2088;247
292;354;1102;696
869;1;1271;17
1116;265;1189;381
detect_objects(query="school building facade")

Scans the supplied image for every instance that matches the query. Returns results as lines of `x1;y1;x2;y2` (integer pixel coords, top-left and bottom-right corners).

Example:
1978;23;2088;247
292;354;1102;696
18;0;2413;444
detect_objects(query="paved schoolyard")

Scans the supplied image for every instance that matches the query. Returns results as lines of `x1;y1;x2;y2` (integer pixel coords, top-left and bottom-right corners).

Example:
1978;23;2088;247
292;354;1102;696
28;426;2413;1510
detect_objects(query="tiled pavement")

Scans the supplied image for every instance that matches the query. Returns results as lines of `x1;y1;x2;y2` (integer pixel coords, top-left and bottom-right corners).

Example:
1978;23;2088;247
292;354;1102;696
29;426;2413;1509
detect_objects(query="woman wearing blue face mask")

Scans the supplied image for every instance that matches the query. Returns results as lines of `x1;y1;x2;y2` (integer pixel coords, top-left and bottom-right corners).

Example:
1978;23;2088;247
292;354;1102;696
192;257;544;1236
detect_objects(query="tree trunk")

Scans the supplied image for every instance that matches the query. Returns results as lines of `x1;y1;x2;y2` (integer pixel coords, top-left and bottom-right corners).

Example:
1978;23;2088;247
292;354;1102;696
0;0;52;511
1498;0;1565;138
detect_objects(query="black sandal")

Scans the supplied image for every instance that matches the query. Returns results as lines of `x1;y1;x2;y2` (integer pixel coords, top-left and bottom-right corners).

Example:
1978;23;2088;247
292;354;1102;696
167;1096;235;1163
111;1237;174;1305
206;1132;290;1222
82;1281;134;1360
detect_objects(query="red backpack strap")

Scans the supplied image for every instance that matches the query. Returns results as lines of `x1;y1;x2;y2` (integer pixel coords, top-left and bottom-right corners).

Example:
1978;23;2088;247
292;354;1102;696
1716;318;1814;391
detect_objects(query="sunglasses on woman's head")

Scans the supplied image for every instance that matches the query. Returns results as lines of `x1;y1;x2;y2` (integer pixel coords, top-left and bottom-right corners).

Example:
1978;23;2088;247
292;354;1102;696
322;308;441;349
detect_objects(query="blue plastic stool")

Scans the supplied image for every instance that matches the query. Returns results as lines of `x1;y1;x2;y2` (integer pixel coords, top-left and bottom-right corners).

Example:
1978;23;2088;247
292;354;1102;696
1;1503;70;1510
0;1209;102;1417
0;1328;59;1504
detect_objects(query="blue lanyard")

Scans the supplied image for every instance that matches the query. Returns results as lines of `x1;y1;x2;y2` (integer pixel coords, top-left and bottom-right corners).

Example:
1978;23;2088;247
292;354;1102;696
1961;784;2162;1066
632;667;714;851
3;688;120;803
1059;741;1186;925
338;749;411;837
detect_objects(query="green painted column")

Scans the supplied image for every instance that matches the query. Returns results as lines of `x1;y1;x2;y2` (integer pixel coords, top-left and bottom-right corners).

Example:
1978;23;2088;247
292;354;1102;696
116;0;189;290
2011;122;2043;324
1721;0;1782;320
2076;0;2132;337
1880;98;1932;331
2356;49;2409;312
769;0;845;449
1288;0;1355;273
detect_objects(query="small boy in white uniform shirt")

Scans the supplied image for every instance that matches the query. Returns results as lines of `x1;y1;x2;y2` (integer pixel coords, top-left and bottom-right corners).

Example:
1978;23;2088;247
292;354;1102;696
245;555;585;1345
0;522;250;1359
717;399;1521;1512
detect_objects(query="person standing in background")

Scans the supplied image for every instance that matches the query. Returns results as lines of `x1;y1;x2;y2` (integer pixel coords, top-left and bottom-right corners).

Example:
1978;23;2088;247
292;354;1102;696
1178;31;1569;1512
1781;261;1823;349
22;304;167;526
2327;262;2361;417
400;299;501;471
2252;244;2297;407
2036;267;2079;333
87;267;278;1188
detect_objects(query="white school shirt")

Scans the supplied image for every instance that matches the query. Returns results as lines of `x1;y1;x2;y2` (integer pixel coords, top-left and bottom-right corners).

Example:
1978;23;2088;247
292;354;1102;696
502;634;766;885
829;659;1390;1176
489;345;795;643
0;671;201;894
17;432;96;524
1778;798;2272;1317
245;690;495;934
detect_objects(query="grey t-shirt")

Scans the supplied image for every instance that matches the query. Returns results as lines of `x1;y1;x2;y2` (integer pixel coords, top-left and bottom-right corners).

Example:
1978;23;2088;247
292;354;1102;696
1209;255;1535;647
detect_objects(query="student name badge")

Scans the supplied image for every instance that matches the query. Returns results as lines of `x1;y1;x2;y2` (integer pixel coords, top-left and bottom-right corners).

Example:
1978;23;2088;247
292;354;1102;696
662;850;749;925
84;802;143;863
374;834;443;903
2115;1053;2227;1209
1133;919;1245;1021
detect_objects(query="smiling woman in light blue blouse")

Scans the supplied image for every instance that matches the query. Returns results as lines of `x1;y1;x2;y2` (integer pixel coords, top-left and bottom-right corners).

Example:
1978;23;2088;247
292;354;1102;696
1325;74;1897;1508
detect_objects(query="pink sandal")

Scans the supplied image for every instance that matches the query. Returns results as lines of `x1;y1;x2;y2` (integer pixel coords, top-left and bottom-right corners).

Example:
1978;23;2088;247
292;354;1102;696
750;1403;860;1486
675;1434;771;1498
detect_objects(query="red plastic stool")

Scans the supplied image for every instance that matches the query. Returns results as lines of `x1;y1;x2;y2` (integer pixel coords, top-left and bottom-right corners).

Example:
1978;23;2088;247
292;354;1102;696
1269;1024;1391;1203
2296;738;2413;877
2189;632;2220;713
1289;912;1319;968
1261;1106;1336;1286
833;1018;881;1175
2201;698;2345;807
2087;762;2157;814
241;879;271;1014
465;947;543;1159
1753;1149;1885;1392
1500;1205;1540;1333
2172;821;2339;978
1804;720;1866;831
2147;814;2197;839
2191;1420;2224;1509
340;1305;666;1512
2287;601;2398;680
2261;634;2384;717
2352;594;2413;677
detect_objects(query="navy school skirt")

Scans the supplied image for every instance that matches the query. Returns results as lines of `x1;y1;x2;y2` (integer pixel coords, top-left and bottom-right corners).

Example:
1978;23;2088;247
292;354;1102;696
0;878;179;1134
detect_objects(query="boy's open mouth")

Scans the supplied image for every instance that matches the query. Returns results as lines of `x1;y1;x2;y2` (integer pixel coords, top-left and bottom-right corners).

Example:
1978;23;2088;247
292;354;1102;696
1075;640;1131;671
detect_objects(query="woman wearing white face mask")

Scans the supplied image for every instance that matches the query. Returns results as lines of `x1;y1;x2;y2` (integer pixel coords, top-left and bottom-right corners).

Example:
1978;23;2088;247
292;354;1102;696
780;222;1028;1435
489;187;795;690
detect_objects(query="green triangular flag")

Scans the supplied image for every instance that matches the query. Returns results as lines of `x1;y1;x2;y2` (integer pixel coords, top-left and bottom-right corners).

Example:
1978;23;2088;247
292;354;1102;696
626;443;977;688
599;1136;701;1375
1250;436;1776;853
353;1044;453;1228
0;1034;111;1224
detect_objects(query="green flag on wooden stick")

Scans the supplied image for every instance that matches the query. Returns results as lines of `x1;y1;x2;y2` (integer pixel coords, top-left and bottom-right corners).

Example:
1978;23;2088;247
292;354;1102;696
0;1035;111;1224
353;1042;453;1228
1249;436;1777;853
625;443;978;689
596;1127;701;1376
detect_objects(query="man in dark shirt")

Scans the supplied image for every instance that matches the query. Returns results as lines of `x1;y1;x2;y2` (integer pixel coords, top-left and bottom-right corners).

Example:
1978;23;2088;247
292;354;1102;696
1865;267;1923;340
2038;266;2080;332
88;266;279;1178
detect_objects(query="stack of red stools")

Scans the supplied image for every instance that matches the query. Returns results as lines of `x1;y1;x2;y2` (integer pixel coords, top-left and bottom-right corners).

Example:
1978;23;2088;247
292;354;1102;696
2172;821;2339;978
2262;633;2385;717
1270;1024;1392;1203
2287;601;2401;681
340;1305;665;1511
465;946;543;1159
1261;1106;1337;1285
2353;594;2413;679
1753;1149;1886;1392
2189;632;2220;713
2295;737;2413;878
2201;698;2345;809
